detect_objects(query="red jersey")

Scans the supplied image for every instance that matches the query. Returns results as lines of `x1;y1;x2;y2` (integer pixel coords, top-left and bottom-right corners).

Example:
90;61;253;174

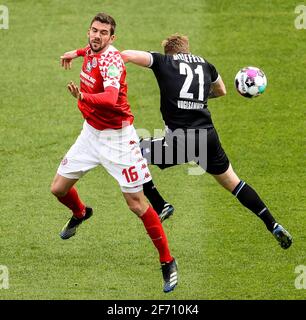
76;45;134;130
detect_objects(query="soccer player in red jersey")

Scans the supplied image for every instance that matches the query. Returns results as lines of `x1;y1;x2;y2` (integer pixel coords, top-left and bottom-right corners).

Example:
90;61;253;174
50;13;177;293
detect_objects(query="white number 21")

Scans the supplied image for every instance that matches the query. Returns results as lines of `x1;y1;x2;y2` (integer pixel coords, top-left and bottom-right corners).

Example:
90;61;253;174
179;63;204;101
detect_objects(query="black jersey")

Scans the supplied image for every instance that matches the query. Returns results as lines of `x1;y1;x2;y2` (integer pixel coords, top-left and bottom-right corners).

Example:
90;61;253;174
149;52;219;130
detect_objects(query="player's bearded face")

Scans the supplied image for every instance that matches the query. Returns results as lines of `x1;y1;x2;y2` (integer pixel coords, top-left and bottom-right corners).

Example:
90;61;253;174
88;22;114;53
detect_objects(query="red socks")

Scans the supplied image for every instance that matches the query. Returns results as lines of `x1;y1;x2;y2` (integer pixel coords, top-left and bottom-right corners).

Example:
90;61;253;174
57;189;172;263
140;206;173;263
57;187;85;219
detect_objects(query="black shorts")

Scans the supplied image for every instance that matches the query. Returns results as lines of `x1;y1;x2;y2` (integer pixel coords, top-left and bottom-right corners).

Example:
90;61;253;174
140;127;230;175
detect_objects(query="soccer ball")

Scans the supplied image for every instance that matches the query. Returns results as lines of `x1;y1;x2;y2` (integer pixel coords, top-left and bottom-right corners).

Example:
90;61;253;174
234;66;267;98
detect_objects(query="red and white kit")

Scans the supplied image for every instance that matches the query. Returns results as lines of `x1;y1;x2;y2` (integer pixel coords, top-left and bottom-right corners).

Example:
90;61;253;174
58;45;151;192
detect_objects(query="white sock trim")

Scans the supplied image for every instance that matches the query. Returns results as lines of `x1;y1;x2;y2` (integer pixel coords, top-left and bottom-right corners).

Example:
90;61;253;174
235;181;246;197
258;207;267;216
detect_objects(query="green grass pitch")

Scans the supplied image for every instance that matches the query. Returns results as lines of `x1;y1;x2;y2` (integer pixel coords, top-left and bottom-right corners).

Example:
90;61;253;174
0;0;305;299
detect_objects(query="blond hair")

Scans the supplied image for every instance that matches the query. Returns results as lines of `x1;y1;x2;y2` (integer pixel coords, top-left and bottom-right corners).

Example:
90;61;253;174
161;34;190;55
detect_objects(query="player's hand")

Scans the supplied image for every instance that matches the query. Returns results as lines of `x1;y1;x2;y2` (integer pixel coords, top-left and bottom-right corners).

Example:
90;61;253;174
67;81;83;100
61;50;78;69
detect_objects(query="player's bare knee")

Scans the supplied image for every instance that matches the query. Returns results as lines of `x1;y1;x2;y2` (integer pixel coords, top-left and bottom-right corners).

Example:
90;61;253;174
130;206;143;215
125;196;145;215
127;202;143;215
50;183;67;198
214;164;240;192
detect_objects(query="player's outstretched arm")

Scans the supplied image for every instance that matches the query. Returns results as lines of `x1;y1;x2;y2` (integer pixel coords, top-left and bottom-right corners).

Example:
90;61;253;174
60;50;79;70
121;50;152;67
208;77;227;99
60;47;88;70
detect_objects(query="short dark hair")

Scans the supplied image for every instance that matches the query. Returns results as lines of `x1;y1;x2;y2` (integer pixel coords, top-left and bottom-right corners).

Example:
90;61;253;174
90;13;116;35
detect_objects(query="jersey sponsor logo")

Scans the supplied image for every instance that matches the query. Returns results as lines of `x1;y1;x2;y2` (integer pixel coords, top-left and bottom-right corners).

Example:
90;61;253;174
177;100;205;110
61;158;68;165
107;64;120;77
80;77;94;88
80;70;96;84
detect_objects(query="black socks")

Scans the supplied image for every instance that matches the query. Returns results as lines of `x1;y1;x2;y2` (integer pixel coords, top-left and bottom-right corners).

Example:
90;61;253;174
144;179;277;231
143;180;166;214
232;181;276;232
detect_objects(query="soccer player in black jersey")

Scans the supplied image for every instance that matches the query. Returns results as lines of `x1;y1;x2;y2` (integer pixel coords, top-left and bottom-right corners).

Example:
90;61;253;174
121;34;292;250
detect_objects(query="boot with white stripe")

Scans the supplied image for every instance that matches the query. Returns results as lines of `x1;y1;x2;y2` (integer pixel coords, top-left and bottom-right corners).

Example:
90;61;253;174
272;223;292;249
159;203;174;223
161;258;178;293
